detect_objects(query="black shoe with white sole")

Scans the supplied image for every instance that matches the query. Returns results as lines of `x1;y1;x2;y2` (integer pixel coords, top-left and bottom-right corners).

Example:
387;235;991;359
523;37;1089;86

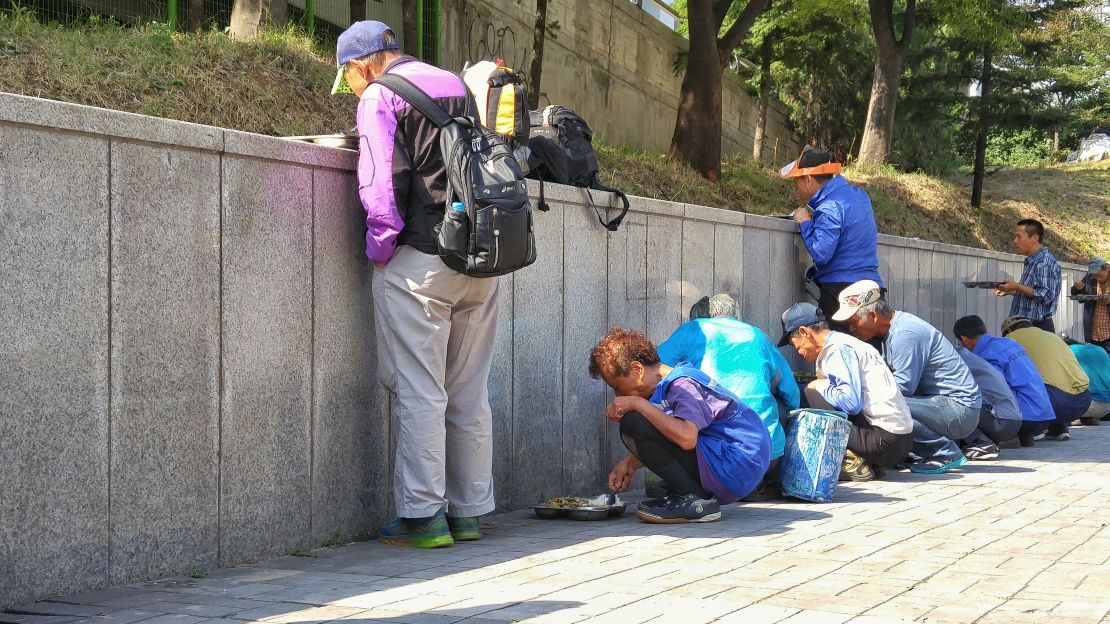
963;442;1000;460
635;493;721;524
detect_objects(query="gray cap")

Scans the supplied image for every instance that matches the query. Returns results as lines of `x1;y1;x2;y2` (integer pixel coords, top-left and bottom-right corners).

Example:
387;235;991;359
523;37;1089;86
778;302;825;347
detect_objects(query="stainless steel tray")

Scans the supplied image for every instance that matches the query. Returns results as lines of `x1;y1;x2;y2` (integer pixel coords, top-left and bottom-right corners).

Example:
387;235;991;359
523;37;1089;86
532;504;626;521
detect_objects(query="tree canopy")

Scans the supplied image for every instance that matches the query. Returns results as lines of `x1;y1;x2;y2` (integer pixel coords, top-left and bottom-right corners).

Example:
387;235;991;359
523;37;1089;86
673;0;1110;175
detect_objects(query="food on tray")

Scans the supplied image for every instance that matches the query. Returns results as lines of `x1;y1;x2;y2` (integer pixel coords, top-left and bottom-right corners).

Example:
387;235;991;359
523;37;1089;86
545;496;589;508
540;494;623;509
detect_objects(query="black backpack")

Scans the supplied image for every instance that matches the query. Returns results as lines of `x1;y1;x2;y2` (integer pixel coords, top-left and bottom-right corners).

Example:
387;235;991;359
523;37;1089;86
374;74;536;278
526;105;629;231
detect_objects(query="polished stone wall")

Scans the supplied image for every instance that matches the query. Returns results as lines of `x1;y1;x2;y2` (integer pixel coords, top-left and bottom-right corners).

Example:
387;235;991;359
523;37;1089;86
0;93;1085;608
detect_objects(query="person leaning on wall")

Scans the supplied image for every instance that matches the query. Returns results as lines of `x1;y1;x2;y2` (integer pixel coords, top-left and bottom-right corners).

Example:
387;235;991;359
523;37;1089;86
779;146;884;332
334;20;498;549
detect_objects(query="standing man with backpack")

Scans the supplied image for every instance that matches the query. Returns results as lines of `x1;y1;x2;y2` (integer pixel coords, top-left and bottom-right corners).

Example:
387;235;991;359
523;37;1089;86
333;21;499;548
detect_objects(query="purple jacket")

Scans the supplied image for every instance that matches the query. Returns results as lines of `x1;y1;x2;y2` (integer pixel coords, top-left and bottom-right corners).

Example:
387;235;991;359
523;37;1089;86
356;57;472;263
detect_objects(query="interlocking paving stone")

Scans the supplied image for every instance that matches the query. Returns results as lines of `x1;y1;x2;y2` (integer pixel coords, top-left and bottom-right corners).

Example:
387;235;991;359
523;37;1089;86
14;424;1110;623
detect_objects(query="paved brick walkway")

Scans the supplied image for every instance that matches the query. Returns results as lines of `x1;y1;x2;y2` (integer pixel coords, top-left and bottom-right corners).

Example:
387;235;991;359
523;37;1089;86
7;424;1110;624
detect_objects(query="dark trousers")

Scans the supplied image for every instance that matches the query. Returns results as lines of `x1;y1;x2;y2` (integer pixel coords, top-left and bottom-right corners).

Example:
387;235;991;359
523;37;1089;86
1044;385;1093;435
847;414;914;467
1093;338;1110;357
1030;317;1056;333
817;281;854;332
963;405;1022;446
620;412;706;498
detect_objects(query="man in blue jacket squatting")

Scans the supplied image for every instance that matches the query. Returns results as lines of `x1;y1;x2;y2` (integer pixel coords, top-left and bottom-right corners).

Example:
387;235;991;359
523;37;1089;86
781;146;884;331
590;328;771;523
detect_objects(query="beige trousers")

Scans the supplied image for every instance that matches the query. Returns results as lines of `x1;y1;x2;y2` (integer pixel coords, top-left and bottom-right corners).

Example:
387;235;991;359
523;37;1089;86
372;245;499;518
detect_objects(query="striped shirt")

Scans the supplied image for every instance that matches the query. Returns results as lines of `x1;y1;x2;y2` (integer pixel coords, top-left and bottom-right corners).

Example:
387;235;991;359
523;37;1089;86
1009;247;1061;322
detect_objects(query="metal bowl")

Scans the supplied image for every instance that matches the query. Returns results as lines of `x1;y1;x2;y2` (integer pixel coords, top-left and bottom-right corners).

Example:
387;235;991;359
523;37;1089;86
606;503;627;517
566;507;610;521
532;506;565;519
962;281;1004;289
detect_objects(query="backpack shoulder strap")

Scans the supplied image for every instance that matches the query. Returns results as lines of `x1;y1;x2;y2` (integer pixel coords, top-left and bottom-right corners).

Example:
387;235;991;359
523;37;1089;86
373;73;454;129
587;180;629;231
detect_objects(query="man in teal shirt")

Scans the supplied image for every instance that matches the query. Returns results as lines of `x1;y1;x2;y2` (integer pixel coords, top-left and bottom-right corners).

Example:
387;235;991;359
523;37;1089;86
658;294;800;496
1067;339;1110;423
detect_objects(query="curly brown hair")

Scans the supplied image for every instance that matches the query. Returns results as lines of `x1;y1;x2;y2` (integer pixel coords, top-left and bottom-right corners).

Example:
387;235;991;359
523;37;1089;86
588;327;660;380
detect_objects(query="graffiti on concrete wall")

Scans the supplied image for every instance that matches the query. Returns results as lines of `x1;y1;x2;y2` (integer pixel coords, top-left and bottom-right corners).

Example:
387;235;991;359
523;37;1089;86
464;10;530;71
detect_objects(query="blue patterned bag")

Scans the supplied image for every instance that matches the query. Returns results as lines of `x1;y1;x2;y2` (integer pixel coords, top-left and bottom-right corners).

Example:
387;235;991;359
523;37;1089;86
780;409;851;503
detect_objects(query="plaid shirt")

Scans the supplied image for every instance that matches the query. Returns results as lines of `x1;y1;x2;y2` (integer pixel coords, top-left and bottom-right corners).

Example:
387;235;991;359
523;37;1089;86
1009;247;1061;321
1094;282;1110;342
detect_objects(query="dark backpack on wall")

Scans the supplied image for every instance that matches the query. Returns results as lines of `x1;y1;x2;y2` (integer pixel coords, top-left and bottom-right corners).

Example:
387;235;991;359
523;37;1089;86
526;105;629;231
374;73;536;278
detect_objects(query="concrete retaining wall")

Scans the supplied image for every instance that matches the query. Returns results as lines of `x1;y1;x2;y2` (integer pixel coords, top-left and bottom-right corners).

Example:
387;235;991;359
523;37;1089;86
0;93;1084;608
438;0;803;160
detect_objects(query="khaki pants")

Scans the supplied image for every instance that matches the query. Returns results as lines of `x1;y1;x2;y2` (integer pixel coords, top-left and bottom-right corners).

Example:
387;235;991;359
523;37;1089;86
372;246;499;518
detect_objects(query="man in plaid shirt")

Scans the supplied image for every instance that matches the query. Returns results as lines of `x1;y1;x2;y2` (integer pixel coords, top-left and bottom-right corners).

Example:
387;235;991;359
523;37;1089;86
996;219;1061;333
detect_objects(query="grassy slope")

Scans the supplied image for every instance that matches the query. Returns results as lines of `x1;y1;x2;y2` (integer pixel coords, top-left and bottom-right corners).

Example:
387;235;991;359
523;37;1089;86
3;13;1105;262
597;146;1110;263
0;12;356;136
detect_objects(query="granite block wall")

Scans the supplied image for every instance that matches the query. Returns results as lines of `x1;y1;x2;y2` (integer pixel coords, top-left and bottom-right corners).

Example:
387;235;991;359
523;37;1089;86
0;93;1087;608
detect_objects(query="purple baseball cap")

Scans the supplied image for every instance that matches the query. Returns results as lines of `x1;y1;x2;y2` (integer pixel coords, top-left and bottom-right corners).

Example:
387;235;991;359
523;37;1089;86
332;20;400;94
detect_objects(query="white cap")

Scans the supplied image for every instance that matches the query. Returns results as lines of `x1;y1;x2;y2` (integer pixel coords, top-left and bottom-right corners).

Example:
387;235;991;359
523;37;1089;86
832;279;883;321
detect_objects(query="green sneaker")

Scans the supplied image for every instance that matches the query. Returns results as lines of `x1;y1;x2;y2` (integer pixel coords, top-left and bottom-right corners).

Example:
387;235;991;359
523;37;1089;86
378;510;454;548
446;516;481;541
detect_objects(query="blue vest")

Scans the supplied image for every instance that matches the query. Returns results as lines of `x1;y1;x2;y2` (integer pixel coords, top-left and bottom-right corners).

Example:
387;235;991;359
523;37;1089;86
650;366;772;499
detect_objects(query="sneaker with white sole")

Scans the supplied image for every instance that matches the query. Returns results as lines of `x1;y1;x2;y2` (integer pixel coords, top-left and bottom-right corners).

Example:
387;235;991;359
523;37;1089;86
963;442;1000;460
909;455;968;474
636;493;721;524
1043;431;1071;441
1033;432;1046;441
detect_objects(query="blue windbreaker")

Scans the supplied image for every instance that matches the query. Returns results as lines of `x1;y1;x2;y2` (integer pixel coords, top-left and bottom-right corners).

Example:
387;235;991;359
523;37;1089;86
658;318;799;460
800;175;884;286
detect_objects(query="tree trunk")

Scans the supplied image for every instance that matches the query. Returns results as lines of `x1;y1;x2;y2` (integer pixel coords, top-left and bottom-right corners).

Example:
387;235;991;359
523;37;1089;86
348;0;363;25
857;0;916;166
804;71;816;139
857;54;902;165
752;31;773;160
971;45;993;208
269;0;287;27
186;0;204;31
670;0;769;181
229;0;264;39
1053;128;1060;154
528;0;549;110
402;0;419;56
669;1;726;180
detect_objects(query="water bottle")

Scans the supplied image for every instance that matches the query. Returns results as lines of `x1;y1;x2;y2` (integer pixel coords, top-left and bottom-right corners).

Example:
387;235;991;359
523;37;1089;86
450;201;466;214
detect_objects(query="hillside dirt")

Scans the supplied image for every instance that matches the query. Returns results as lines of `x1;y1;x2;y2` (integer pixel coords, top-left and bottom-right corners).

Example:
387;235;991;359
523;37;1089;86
3;13;1105;262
